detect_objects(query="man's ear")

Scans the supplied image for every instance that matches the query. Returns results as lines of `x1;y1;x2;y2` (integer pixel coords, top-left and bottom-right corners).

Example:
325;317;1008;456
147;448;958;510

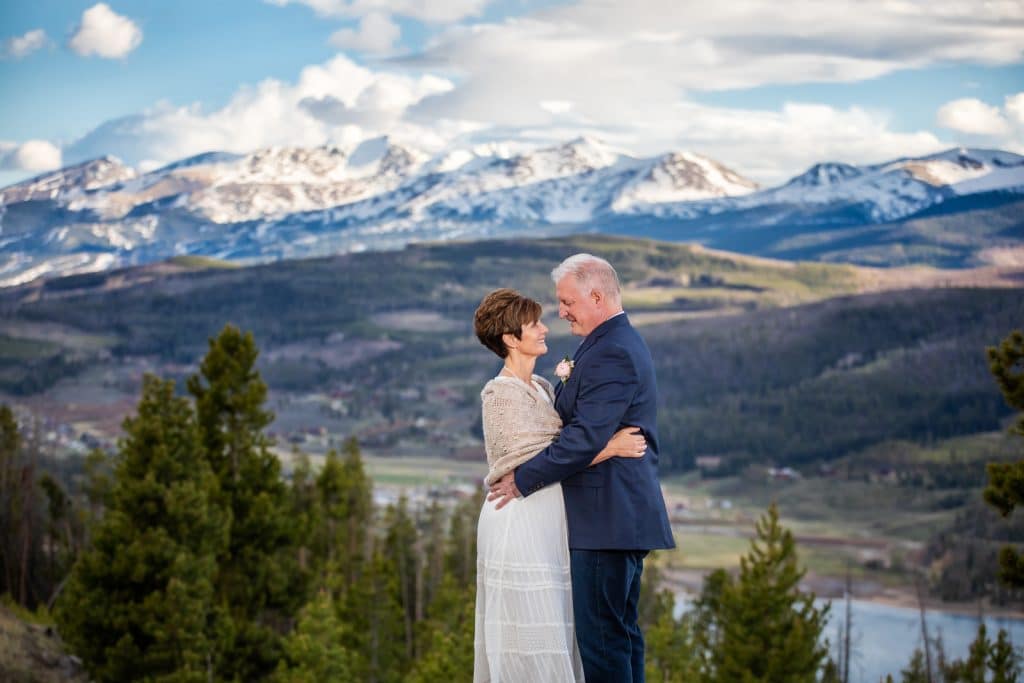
590;288;603;305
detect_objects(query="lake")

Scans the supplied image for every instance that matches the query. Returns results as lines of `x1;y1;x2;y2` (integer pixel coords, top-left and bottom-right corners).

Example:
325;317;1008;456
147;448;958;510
676;594;1024;682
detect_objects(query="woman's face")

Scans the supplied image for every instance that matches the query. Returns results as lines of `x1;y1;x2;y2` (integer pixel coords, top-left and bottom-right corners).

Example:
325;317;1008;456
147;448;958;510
509;318;548;358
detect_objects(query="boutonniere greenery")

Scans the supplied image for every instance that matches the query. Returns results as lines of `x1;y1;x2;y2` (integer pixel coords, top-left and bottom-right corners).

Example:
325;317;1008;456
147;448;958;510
554;357;575;384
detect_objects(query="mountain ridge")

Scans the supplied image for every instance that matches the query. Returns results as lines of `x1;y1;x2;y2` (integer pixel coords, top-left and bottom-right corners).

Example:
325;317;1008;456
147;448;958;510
1;140;1022;287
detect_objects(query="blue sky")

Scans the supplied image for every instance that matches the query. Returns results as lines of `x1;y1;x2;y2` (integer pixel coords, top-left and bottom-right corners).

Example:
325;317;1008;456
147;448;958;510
1;0;1022;187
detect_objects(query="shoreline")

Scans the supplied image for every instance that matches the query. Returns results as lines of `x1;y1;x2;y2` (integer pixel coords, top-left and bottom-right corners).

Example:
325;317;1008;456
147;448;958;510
851;589;1024;621
662;568;1024;620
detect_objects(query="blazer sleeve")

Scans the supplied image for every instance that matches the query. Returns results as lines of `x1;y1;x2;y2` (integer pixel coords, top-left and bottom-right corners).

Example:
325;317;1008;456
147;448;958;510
514;344;639;497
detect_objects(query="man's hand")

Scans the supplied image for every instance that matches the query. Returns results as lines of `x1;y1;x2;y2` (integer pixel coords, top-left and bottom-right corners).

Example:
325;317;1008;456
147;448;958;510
487;471;521;510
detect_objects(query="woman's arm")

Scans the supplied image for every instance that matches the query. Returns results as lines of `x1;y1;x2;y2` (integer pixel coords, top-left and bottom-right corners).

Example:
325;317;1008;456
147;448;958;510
590;426;646;466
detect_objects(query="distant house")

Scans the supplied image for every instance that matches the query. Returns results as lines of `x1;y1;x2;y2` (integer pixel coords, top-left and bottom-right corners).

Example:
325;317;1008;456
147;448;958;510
871;467;900;485
696;455;723;472
768;466;801;481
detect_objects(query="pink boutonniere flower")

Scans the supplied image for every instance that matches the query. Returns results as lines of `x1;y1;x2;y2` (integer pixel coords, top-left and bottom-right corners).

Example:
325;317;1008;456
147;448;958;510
554;357;575;383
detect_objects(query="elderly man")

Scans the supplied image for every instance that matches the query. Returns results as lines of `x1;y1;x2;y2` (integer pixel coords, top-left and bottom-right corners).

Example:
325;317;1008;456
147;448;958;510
489;253;676;683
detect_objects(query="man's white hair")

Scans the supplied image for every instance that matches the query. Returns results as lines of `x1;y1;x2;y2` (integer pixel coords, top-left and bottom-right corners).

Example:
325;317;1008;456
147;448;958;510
552;253;621;305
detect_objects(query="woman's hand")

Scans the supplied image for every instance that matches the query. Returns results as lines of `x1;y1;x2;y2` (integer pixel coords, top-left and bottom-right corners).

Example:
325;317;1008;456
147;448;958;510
591;427;646;466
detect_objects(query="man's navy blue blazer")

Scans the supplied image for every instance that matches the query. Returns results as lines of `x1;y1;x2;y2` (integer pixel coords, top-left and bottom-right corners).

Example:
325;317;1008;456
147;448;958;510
514;313;676;551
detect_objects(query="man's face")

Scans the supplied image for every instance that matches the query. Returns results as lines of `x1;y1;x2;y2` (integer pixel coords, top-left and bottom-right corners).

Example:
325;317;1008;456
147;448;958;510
556;275;602;337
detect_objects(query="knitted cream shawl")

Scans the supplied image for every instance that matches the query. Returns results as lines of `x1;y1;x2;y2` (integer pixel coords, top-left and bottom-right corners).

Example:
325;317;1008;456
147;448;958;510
480;374;562;486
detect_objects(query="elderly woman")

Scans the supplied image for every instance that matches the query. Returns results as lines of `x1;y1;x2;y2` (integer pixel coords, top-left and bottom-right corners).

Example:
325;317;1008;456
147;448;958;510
472;288;646;683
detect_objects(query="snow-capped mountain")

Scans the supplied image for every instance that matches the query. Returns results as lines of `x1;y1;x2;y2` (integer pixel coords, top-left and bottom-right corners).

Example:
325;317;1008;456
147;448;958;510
0;156;137;205
612;151;761;214
1;141;1022;287
642;148;1024;225
745;148;1023;222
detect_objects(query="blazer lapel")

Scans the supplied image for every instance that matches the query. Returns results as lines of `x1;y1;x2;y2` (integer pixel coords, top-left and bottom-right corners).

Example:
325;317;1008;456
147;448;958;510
553;314;629;421
573;313;628;362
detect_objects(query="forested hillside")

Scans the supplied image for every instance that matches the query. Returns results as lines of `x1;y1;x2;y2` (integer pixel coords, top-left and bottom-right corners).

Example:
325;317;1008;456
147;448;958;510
1;235;1020;473
2;235;1024;475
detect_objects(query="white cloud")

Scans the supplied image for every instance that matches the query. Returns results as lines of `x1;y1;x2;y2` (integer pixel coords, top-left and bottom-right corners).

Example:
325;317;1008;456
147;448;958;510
69;3;142;59
933;92;1024;155
403;0;1024;129
381;0;1021;181
0;140;63;172
452;101;948;185
58;45;964;187
3;29;47;59
937;98;1011;136
539;100;574;115
684;103;947;185
1005;93;1024;127
267;0;489;23
50;2;1024;186
329;12;401;53
64;55;456;168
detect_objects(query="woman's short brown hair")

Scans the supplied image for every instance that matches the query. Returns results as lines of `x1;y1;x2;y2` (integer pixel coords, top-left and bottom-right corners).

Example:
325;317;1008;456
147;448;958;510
474;288;542;359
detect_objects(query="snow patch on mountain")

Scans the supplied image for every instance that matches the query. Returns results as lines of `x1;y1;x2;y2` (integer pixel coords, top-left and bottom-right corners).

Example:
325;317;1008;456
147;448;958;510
781;163;864;188
719;148;1024;223
0;156;136;204
1;141;1022;287
613;152;759;213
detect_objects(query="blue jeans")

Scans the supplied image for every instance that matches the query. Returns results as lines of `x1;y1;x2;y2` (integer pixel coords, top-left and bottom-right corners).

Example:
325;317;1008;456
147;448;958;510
570;549;648;683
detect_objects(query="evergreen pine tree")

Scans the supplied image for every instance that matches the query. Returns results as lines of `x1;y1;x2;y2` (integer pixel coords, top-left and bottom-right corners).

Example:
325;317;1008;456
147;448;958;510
39;472;79;601
383;495;420;661
271;590;358;683
419;498;447;617
0;403;23;600
341;542;408;683
900;649;929;683
314;439;372;592
405;582;475;683
983;330;1024;587
943;622;989;683
310;449;342;584
989;627;1020;683
924;622;1022;683
445;492;482;586
55;375;229;682
643;588;700;683
268;441;376;680
187;324;305;680
288;450;320;586
340;437;373;587
410;494;480;683
700;503;830;683
987;330;1024;438
82;447;112;519
0;404;55;607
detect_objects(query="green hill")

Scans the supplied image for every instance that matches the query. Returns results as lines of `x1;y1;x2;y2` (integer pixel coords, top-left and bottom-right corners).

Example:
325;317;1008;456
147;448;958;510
0;234;1020;475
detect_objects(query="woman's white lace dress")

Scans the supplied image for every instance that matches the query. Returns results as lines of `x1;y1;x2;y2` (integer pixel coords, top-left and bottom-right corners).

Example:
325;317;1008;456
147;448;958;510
473;374;584;683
